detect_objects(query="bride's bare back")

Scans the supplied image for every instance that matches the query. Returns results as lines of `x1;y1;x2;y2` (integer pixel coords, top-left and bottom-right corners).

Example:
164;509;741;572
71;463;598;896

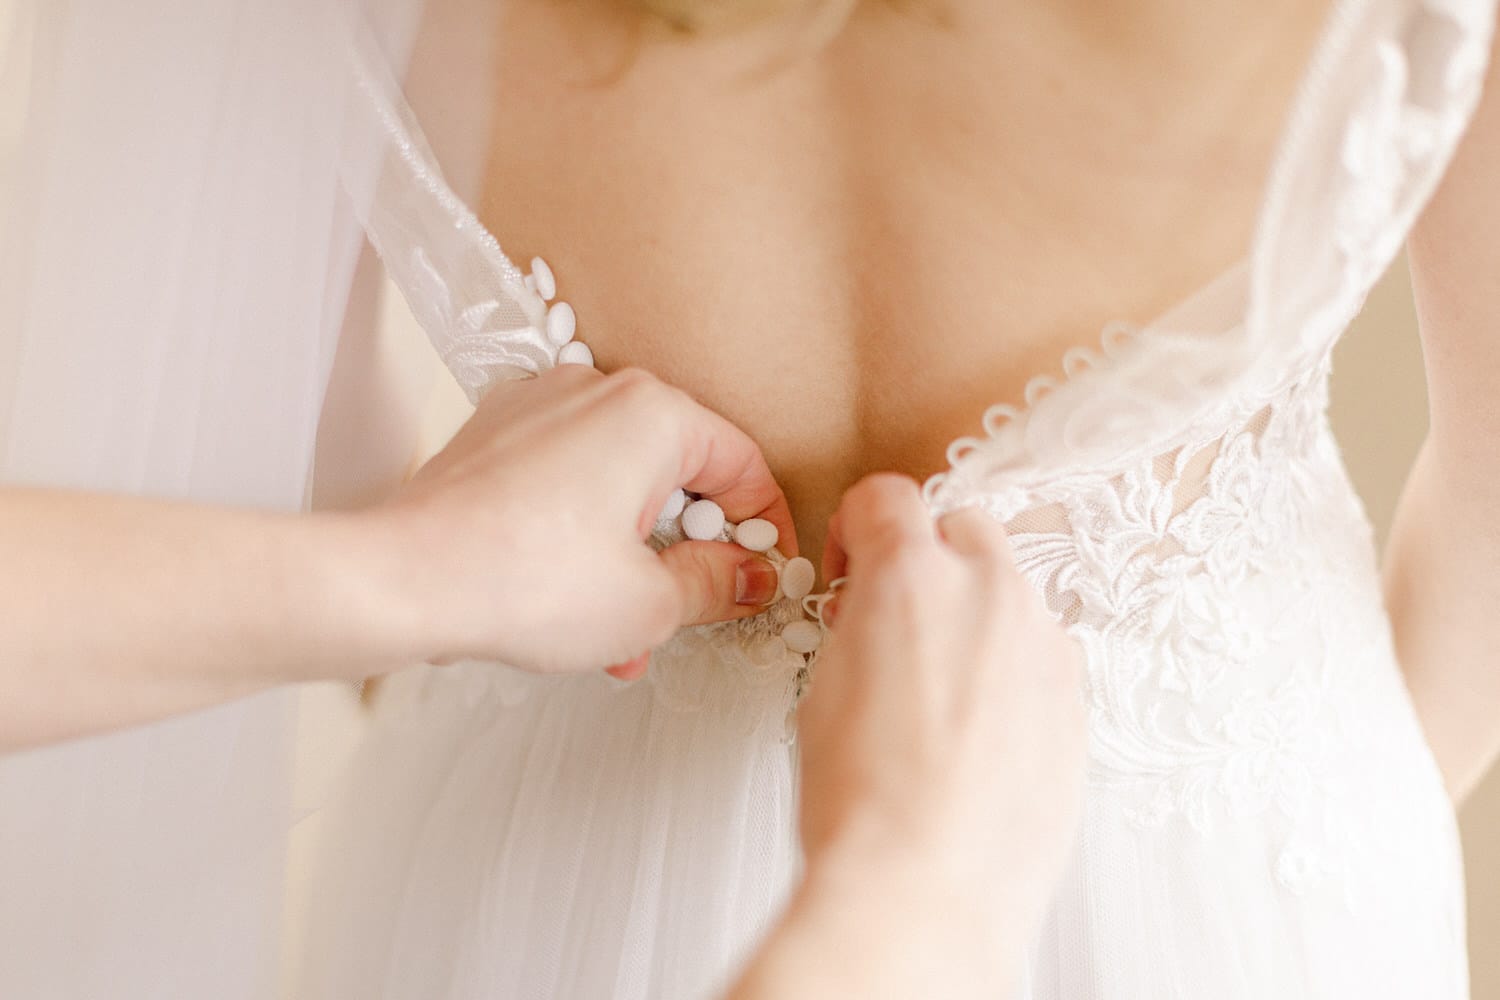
480;0;1330;557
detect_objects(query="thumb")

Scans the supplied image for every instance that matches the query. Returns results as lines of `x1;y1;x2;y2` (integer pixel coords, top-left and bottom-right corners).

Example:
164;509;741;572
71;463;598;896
654;541;781;628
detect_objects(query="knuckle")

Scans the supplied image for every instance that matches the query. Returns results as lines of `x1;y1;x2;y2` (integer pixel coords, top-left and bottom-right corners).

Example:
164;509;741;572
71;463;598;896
610;367;668;407
846;480;927;540
848;472;920;509
610;368;685;434
612;367;666;407
610;366;659;391
543;361;591;384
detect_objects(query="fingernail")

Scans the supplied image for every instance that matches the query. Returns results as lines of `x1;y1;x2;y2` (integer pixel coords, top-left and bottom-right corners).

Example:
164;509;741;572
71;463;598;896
735;558;779;606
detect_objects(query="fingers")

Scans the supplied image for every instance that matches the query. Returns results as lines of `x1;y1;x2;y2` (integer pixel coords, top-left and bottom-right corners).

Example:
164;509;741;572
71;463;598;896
822;509;848;584
591;368;797;556
663;391;799;558
655;541;781;628
822;473;933;581
605;542;779;683
936;505;1016;568
606;652;650;681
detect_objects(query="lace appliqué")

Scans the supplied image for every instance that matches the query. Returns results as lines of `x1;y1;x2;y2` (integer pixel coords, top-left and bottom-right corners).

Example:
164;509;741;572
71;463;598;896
404;248;554;396
995;364;1410;899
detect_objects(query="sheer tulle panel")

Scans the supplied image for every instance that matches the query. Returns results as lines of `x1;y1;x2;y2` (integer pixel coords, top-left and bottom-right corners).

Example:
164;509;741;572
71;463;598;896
1004;374;1466;999
1000;401;1279;630
299;663;799;1000
0;2;402;996
1029;745;1462;1000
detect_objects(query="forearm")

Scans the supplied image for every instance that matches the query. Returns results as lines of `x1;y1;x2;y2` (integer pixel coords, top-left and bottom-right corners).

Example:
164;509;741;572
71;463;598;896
1384;442;1500;801
729;843;1023;999
1390;20;1500;802
0;489;414;750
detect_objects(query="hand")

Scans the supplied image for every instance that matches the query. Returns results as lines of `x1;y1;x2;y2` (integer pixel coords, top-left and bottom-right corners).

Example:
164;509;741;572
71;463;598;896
797;474;1086;981
369;365;796;676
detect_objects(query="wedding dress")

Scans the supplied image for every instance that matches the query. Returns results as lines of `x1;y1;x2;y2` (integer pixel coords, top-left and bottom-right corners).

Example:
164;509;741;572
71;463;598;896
300;1;1496;997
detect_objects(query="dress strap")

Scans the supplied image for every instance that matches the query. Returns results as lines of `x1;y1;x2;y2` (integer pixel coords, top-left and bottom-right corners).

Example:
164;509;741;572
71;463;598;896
926;0;1494;513
340;11;593;401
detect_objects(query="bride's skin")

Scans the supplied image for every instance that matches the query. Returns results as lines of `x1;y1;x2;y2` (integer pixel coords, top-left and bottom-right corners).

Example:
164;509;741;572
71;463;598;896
481;0;1327;566
1391;19;1500;802
481;0;1500;799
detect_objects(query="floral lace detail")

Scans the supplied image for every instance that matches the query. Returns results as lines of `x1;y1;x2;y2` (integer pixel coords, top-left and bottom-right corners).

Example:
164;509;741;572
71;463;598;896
984;359;1439;894
648;606;807;730
344;24;574;401
404;248;554;396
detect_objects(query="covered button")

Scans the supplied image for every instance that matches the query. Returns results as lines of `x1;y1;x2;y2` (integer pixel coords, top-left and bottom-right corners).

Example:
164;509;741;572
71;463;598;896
558;341;594;367
546;302;576;346
659;488;688;522
681;499;726;541
733;518;778;553
779;557;816;602
781;620;822;654
530;256;557;301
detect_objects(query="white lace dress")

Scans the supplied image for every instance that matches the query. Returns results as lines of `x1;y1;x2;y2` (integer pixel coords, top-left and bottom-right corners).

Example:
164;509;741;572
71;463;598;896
300;1;1495;996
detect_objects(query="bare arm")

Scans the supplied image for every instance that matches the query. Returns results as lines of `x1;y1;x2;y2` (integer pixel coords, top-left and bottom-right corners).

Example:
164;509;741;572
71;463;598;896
1387;20;1500;802
731;477;1085;998
0;366;795;750
0;492;403;748
730;853;1031;998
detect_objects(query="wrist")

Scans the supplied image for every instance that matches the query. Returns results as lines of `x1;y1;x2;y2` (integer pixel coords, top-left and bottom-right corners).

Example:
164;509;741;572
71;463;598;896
298;507;440;679
743;841;1024;999
800;825;1028;987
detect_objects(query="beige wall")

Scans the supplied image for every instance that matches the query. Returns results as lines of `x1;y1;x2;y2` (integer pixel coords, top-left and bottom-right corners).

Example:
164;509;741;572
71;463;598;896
1333;261;1500;999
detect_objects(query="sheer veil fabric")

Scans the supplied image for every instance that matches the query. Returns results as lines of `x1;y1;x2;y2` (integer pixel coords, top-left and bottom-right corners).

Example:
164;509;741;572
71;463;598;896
0;1;427;995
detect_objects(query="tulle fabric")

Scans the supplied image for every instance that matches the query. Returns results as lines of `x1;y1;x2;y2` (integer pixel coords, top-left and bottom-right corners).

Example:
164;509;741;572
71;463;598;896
0;1;421;995
301;658;800;998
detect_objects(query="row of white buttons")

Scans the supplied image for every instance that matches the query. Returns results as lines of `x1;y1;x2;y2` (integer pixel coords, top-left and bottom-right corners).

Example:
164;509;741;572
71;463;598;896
530;256;827;660
525;256;593;367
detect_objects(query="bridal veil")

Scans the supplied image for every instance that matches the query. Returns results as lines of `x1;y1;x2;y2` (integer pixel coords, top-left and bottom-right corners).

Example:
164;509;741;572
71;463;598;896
0;1;473;994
